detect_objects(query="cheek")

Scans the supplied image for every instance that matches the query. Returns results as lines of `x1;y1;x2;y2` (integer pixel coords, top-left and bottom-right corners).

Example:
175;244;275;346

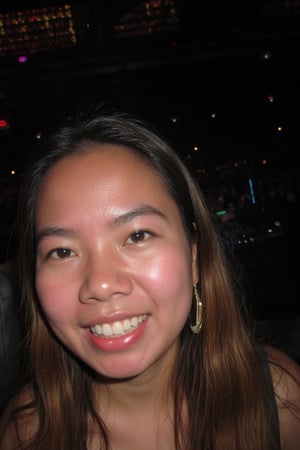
35;271;76;323
135;247;194;308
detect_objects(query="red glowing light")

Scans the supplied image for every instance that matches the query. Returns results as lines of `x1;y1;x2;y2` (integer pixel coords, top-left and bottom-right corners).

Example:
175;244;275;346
0;119;8;128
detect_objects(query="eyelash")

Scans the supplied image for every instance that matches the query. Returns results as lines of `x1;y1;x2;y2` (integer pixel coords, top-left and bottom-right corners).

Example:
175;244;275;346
48;248;75;259
44;229;153;259
126;230;152;244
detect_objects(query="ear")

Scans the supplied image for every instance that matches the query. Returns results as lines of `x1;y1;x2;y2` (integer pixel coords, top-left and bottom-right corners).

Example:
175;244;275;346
191;241;199;285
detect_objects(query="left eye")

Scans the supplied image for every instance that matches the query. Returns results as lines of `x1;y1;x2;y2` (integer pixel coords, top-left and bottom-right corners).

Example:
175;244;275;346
126;230;151;244
49;247;75;259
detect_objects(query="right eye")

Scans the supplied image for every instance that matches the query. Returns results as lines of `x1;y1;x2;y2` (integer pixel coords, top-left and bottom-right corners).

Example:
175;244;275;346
48;248;75;259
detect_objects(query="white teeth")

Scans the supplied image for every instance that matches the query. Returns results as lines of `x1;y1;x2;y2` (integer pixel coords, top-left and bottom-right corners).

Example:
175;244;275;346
90;314;147;338
95;324;102;334
112;321;123;335
131;316;138;327
102;323;112;337
123;319;131;331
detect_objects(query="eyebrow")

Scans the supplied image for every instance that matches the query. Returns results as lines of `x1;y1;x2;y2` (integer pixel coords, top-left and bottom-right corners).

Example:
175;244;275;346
111;204;167;227
36;227;77;245
36;204;167;244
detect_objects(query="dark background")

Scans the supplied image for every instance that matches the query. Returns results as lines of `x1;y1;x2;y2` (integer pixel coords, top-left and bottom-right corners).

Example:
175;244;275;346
0;1;299;354
1;0;300;169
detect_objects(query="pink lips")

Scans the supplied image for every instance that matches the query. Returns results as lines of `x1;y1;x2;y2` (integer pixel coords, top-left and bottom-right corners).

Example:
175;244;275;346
87;315;149;352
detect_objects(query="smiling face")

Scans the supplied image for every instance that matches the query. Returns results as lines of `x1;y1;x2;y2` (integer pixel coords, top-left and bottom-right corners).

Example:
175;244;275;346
35;145;198;379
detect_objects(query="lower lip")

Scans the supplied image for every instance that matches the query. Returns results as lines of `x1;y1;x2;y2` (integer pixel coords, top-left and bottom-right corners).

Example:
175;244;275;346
86;316;149;352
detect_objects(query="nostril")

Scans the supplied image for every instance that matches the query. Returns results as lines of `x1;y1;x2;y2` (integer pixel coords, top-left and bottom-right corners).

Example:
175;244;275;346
79;267;133;303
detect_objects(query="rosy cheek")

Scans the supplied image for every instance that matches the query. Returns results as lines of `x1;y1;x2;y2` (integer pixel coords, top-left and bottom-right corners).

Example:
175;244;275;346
136;248;192;293
36;274;74;322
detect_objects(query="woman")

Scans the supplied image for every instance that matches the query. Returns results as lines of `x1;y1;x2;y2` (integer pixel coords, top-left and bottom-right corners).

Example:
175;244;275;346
0;105;299;449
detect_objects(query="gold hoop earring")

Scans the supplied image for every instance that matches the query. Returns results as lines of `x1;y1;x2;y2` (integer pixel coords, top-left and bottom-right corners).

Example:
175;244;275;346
190;285;203;334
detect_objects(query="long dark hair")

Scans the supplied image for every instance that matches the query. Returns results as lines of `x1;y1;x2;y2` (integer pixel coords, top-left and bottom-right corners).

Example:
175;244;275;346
1;105;280;449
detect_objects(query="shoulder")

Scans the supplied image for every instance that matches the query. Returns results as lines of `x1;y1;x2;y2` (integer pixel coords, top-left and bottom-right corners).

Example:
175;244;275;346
0;386;37;450
266;346;300;450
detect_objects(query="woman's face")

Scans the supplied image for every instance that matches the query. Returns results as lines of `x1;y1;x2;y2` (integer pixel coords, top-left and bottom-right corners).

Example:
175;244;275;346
35;145;198;379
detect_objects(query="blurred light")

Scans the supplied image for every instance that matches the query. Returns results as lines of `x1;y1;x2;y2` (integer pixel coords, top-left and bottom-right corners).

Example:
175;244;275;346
262;51;271;60
193;146;199;151
248;177;256;204
0;119;9;128
277;126;283;132
10;170;16;175
114;0;179;39
210;113;216;118
267;95;275;103
0;5;77;57
18;55;28;63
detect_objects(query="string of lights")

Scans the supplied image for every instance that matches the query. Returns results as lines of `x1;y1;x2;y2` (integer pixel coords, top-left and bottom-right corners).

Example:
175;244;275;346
0;4;76;56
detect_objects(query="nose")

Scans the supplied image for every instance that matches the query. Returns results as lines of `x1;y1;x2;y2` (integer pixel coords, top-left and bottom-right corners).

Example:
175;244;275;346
79;251;133;303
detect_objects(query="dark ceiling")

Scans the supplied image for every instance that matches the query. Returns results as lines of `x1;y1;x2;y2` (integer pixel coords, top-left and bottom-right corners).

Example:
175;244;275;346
0;0;300;169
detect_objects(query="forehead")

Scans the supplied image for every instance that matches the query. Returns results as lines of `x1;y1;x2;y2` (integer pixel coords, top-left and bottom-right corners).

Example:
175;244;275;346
38;144;165;189
36;144;174;216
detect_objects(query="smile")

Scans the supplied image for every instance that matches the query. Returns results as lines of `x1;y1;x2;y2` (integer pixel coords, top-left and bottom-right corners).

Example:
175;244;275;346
90;314;147;338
